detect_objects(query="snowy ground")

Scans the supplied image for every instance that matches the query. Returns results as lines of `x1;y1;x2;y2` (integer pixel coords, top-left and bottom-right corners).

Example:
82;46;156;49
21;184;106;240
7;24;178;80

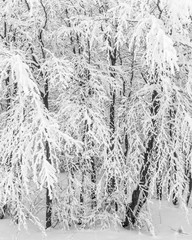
0;200;192;240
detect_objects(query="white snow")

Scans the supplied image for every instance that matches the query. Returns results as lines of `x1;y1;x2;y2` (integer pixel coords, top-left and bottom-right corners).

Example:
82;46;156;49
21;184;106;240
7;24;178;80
0;200;192;240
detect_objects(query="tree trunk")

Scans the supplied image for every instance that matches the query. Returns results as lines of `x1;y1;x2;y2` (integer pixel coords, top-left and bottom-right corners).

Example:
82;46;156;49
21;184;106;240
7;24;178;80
36;1;52;227
91;156;96;208
45;140;52;229
42;79;52;229
168;106;178;206
0;205;7;219
107;46;117;197
156;179;162;200
172;160;178;206
156;160;162;200
122;140;153;227
31;54;52;228
107;90;116;195
123;89;159;227
186;172;192;206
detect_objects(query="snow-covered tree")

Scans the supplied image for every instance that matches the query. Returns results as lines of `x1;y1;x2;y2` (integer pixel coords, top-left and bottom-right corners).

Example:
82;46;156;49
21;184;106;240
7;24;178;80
1;0;192;233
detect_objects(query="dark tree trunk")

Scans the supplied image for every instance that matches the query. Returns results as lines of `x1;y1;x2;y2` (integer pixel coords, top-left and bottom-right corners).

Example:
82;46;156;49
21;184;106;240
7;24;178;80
156;179;162;200
183;158;192;206
5;76;11;110
107;90;116;195
156;160;162;200
31;52;52;228
43;79;52;229
45;140;52;229
77;160;84;225
107;45;117;197
44;114;52;229
186;172;192;206
123;89;159;227
172;160;178;206
87;40;97;209
46;187;52;228
169;106;178;206
172;163;178;205
0;205;7;219
91;156;96;208
122;140;153;227
36;1;52;228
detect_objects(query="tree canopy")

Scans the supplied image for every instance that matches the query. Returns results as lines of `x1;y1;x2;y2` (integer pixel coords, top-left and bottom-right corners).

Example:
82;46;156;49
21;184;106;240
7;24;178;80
1;0;192;233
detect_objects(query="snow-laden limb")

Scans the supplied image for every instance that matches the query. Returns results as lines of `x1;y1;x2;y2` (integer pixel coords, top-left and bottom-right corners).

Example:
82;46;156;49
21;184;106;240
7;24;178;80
146;18;178;75
53;56;115;227
129;16;179;75
0;51;79;228
164;0;192;27
40;49;73;89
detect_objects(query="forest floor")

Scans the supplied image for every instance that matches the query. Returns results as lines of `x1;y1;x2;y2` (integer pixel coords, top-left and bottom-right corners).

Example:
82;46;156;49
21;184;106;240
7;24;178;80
0;200;192;240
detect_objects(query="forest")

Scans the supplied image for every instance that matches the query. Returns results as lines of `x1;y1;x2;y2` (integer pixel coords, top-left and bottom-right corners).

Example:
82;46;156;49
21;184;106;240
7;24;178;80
0;0;192;235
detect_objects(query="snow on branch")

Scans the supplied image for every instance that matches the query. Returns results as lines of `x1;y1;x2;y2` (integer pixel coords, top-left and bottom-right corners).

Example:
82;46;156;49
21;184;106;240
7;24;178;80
0;50;80;226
